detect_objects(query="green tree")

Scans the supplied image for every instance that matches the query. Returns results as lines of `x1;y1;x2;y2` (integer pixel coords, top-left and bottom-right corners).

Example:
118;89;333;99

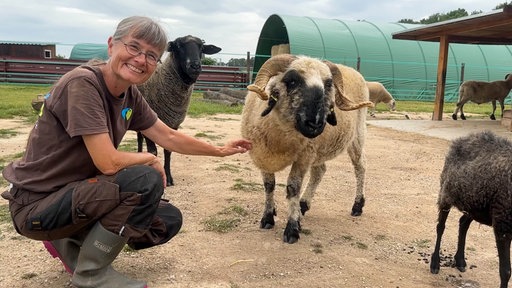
201;57;217;65
398;7;484;24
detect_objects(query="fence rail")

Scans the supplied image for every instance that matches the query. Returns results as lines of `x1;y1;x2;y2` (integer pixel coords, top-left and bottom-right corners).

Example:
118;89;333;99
0;58;251;91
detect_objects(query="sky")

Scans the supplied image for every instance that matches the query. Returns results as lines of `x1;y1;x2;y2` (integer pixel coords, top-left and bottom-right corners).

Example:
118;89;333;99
1;0;505;61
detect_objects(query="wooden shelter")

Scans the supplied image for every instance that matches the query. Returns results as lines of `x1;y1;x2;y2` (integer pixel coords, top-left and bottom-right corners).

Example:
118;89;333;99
392;6;512;120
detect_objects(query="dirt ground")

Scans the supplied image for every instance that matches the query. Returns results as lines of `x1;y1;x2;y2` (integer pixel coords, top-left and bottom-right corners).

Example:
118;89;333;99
0;112;503;288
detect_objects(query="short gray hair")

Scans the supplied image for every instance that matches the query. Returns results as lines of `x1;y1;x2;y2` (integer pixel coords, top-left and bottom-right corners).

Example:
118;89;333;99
112;16;168;55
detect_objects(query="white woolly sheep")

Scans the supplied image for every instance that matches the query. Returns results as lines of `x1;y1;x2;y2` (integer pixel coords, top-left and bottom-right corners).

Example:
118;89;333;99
430;131;512;288
452;74;512;120
241;54;373;244
137;35;221;186
366;81;396;117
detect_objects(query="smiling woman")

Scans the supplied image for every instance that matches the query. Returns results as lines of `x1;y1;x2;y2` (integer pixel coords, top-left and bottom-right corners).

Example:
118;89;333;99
1;15;251;288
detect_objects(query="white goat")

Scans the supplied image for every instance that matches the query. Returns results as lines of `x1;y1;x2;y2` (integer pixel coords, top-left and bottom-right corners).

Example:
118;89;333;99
366;81;396;117
452;74;512;120
241;54;373;244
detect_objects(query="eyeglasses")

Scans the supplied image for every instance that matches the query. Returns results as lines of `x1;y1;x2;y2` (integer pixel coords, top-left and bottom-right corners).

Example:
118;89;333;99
121;41;161;66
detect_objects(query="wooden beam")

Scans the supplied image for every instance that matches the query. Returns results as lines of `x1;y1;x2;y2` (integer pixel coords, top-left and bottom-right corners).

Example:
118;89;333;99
432;35;449;121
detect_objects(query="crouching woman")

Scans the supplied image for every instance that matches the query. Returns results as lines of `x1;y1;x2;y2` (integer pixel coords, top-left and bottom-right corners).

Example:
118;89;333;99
1;16;251;288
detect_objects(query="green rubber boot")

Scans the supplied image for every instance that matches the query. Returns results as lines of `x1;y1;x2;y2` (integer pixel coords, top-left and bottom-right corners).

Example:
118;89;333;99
43;237;83;274
71;223;147;288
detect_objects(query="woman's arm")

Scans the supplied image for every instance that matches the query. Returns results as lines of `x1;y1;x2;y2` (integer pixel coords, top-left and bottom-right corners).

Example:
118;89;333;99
82;133;166;184
141;119;251;156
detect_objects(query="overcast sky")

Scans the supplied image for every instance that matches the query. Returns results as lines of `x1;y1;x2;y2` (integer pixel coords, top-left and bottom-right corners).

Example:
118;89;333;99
1;0;504;61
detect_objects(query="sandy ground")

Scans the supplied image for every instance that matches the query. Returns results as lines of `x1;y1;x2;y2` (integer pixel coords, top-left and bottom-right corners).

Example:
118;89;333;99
0;112;505;288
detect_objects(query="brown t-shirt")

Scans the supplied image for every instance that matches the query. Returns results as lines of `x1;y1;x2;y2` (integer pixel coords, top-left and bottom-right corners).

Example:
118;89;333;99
2;65;158;192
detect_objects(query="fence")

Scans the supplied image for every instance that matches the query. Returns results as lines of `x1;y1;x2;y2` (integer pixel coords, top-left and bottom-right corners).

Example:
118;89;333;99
0;58;251;91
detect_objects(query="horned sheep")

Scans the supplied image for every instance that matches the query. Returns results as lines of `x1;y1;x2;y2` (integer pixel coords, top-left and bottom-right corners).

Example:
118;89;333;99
430;131;512;288
366;81;396;117
241;54;373;244
452;74;512;121
137;35;221;186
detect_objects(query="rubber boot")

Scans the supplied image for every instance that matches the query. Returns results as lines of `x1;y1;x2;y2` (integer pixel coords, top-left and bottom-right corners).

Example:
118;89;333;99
43;237;82;274
71;222;147;288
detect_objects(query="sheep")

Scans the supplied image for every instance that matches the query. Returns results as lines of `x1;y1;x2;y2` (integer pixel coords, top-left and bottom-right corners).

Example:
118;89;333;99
366;81;396;117
430;131;512;288
241;54;374;244
137;35;221;186
452;74;512;121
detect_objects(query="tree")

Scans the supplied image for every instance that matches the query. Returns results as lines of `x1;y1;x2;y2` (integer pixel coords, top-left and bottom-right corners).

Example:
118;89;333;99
398;7;483;24
201;57;217;65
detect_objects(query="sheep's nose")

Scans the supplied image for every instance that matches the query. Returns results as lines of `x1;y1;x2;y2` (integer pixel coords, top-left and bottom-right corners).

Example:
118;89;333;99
191;62;201;70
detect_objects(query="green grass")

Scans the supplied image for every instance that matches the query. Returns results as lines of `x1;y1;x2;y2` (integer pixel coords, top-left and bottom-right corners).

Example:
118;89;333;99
0;84;51;122
0;83;501;119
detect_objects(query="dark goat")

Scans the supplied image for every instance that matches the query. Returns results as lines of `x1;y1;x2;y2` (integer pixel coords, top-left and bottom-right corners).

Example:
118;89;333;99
137;35;221;186
430;131;512;288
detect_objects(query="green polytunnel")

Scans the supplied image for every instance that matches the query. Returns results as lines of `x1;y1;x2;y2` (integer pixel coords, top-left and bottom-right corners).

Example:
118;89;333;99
253;14;512;103
70;43;109;61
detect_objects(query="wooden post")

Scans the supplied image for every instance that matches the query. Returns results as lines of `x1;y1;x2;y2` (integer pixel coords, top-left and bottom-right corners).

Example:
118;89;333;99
246;51;251;85
432;35;449;121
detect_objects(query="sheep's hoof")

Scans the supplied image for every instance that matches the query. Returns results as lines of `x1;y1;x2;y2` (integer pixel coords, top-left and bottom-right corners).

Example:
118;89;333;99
490;114;496;120
260;210;276;229
283;220;301;244
300;201;310;216
452;114;457;120
460;114;466;120
351;197;365;216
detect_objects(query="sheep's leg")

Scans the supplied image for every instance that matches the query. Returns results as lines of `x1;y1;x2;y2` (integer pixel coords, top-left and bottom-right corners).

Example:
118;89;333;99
454;213;473;272
453;102;467;120
430;207;450;274
499;100;505;119
145;136;158;156
283;163;307;244
299;163;326;216
260;172;276;229
347;136;367;216
493;227;512;288
136;132;144;152
490;100;497;120
164;149;173;186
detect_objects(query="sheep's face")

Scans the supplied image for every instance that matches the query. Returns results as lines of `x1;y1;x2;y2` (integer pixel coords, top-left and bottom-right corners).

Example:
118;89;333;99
169;35;221;85
265;59;337;139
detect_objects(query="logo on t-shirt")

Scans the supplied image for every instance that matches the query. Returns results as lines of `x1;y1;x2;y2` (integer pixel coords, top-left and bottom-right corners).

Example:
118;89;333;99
121;108;132;120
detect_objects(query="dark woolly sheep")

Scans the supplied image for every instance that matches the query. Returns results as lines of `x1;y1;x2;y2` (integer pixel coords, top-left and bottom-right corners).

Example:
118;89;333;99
137;35;221;186
430;130;512;288
452;74;512;121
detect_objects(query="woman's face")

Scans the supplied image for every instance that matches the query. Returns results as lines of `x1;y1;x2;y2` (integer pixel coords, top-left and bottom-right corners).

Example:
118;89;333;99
107;36;162;85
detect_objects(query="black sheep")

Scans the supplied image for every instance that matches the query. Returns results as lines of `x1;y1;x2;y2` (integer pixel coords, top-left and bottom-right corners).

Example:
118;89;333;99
137;35;221;186
430;130;512;288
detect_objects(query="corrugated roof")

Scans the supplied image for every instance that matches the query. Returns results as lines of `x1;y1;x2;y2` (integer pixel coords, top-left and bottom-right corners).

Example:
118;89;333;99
0;40;58;45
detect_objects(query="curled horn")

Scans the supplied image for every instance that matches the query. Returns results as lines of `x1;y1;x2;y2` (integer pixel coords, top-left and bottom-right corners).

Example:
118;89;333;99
247;54;297;100
324;61;374;111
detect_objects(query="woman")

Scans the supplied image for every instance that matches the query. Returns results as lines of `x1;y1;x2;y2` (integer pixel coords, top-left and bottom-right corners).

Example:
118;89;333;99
1;16;251;288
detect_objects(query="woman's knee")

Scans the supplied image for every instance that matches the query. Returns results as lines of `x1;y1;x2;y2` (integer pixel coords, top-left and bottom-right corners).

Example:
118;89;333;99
115;165;164;203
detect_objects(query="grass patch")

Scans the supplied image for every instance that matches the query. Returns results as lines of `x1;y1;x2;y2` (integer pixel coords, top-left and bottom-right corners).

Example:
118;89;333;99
194;131;222;141
0;84;50;121
354;241;368;250
0;129;18;139
187;93;243;117
230;178;263;192
412;238;431;249
0;205;11;224
21;272;38;279
215;163;242;173
118;138;138;152
202;204;248;233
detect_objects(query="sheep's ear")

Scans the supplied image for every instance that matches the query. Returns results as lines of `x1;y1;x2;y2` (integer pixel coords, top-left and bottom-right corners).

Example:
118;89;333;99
260;90;279;117
324;60;374;111
203;44;222;55
167;41;176;52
